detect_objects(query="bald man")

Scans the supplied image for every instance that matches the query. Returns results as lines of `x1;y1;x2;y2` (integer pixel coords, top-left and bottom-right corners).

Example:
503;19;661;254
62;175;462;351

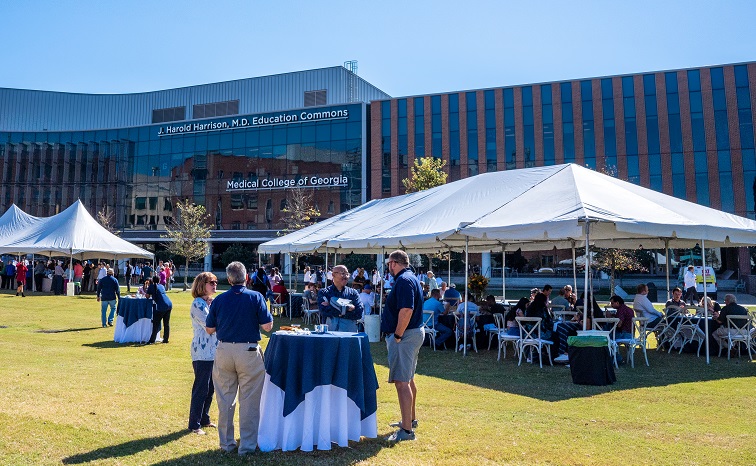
318;264;364;332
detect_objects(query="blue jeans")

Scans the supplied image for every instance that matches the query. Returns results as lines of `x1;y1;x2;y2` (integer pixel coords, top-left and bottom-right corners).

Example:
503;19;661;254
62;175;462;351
434;321;453;347
101;300;116;326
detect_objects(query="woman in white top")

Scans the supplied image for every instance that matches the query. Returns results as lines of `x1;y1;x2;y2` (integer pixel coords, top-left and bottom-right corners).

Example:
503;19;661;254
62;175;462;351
188;272;219;435
269;267;282;287
303;266;312;284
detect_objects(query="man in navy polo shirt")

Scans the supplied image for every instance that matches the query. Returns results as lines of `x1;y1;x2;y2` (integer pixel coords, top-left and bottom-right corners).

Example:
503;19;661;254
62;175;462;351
206;261;273;455
381;250;425;442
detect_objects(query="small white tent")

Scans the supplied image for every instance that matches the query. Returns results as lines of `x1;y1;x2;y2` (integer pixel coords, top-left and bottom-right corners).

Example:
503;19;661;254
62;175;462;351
0;200;153;260
0;204;43;250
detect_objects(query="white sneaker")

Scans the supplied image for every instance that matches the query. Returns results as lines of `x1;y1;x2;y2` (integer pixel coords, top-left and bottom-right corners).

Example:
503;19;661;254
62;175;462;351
554;354;569;363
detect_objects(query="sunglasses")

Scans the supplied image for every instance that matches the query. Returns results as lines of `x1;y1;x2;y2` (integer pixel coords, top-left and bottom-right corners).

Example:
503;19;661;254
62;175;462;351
208;280;218;285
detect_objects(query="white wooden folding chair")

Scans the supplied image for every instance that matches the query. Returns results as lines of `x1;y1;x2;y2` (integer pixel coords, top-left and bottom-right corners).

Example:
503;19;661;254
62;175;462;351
494;313;520;361
718;315;754;361
593;317;620;368
615;317;649;367
515;316;553;368
422;310;438;351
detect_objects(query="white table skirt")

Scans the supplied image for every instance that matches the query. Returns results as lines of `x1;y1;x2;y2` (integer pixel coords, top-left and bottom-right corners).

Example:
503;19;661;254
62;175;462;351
257;373;377;452
113;315;159;343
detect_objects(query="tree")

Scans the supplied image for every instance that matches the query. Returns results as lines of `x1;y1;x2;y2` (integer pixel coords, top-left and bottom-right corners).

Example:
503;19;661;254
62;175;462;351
97;206;119;235
594;248;647;296
221;243;256;268
279;188;320;234
402;156;448;193
279;189;321;289
162;200;211;291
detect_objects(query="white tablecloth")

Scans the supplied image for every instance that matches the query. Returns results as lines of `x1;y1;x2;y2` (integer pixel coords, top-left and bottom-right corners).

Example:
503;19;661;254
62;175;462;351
113;315;159;343
257;373;377;451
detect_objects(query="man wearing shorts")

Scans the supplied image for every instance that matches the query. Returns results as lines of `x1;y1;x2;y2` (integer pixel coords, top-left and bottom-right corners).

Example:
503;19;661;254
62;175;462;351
381;250;425;442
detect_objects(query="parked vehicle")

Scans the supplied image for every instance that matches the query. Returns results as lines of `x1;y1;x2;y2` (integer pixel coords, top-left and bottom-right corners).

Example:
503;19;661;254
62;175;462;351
678;265;717;300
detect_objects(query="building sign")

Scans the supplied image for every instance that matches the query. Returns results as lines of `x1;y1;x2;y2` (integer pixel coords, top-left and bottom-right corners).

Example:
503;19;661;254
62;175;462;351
158;108;350;136
226;175;349;192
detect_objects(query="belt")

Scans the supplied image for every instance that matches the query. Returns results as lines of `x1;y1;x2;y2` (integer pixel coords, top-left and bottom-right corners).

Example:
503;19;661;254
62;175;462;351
219;341;258;346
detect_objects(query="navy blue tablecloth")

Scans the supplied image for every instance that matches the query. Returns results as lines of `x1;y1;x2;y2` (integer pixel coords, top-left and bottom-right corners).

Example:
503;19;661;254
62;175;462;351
117;298;153;328
264;331;378;420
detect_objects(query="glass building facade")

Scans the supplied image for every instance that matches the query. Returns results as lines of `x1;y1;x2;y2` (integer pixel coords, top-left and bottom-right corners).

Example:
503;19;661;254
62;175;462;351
0;104;366;244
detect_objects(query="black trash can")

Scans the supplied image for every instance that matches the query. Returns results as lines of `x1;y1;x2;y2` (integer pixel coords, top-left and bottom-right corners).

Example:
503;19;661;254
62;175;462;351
646;282;658;302
567;336;616;386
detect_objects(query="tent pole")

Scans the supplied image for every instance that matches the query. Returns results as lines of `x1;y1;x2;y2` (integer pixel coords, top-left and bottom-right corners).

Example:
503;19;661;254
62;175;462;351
288;251;293;322
702;238;710;364
324;247;328;288
583;221;590;330
447;250;451;287
571;240;577;295
501;246;506;300
664;239;670;301
379;247;385;317
463;236;469;356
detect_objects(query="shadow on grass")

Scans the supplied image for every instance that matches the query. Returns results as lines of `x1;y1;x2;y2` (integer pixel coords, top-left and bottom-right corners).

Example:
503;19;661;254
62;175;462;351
62;430;189;464
82;340;139;349
149;437;387;466
36;327;102;333
369;340;756;402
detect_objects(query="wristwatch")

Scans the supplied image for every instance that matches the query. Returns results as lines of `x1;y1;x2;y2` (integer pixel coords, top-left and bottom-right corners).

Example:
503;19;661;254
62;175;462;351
394;333;403;341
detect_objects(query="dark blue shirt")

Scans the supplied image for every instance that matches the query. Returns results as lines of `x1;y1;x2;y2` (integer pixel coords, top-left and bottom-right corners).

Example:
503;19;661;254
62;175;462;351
318;285;364;321
96;275;121;301
146;283;172;312
206;285;273;343
381;268;424;333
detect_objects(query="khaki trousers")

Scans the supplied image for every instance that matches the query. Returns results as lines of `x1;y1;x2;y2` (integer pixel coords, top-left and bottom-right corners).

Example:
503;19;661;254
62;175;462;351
213;342;265;454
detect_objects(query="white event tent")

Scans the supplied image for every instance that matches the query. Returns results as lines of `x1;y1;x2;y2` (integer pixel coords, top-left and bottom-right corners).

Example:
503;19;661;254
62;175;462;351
0;200;153;261
0;204;43;246
261;163;756;360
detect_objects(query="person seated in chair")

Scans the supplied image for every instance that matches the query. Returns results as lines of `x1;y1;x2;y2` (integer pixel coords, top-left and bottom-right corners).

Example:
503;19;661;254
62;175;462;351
442;284;462;312
525;292;560;360
550;287;572;312
422;289;453;349
665;287;687;316
358;284;376;315
712;293;748;353
303;282;319;310
504;297;529;336
573;293;604;330
633;283;664;328
610;295;634;340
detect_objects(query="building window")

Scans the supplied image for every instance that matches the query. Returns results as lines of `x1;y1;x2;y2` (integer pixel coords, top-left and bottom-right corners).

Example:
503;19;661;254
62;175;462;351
398;99;408;167
231;221;241;230
735;65;756;217
522;86;534;168
193;100;239;119
643;74;662;192
304;90;327;107
622;76;639;184
711;67;733;211
135;197;146;209
485;90;497;171
688;69;709;206
561;82;575;164
149;197;158;210
431;95;442;159
666;71;685;199
601;78;617;172
247;221;256;230
246;194;258;210
541;85;554;166
503;88;516;169
381;101;391;193
231;194;244;210
414;97;425;157
466;92;479;175
327;200;335;214
152;106;186;123
449;94;460;177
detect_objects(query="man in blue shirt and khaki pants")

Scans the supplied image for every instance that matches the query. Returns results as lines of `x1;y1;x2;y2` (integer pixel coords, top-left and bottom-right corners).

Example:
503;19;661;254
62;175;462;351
206;261;273;455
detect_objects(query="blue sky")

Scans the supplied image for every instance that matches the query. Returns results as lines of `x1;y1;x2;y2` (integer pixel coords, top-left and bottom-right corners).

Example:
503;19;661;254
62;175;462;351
1;0;755;97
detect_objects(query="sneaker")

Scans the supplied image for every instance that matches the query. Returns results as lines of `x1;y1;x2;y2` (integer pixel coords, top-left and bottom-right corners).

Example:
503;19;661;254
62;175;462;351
526;357;533;364
389;419;418;429
386;428;415;442
190;428;206;435
554;354;570;363
201;422;217;428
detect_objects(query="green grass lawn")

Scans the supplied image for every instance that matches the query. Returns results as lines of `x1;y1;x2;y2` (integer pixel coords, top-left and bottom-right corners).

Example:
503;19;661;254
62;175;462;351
0;288;754;465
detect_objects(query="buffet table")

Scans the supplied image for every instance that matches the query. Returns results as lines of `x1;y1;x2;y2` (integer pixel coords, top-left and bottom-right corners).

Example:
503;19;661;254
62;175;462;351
257;331;378;451
113;297;156;344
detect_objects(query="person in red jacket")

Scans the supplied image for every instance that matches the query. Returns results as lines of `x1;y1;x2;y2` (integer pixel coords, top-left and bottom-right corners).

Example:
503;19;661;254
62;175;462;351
15;260;28;297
